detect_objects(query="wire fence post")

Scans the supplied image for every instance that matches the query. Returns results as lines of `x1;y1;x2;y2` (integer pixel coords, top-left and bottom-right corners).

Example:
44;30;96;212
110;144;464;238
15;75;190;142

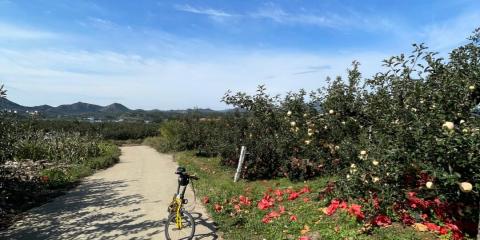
234;146;246;182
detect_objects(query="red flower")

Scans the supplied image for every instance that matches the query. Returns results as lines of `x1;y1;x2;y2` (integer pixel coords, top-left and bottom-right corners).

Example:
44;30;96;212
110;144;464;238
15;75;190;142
214;204;223;213
262;215;272;224
420;213;428;221
276;196;284;202
400;213;415;225
257;194;275;210
288;191;300;200
299;236;310;240
325;199;340;216
452;231;463;240
274;189;284;197
267;210;281;219
290;214;298;222
406;192;429;210
438;227;450;235
373;215;392;227
445;222;463;239
239;195;251;206
278;205;286;214
303;197;310;203
348;204;365;220
424;222;440;232
339;201;348;209
234;204;241;212
423;222;460;238
203;196;210;204
299;186;311;194
445;223;460;232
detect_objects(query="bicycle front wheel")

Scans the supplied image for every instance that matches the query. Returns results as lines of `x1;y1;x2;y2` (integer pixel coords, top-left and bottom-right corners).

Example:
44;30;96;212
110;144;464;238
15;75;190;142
165;211;195;240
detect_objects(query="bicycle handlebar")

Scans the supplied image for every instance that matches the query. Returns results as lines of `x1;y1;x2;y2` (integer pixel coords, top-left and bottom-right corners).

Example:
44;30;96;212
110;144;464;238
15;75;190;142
189;174;199;180
175;171;199;180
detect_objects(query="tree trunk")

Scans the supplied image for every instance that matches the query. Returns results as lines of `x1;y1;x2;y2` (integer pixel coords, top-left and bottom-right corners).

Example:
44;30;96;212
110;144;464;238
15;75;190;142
477;198;480;240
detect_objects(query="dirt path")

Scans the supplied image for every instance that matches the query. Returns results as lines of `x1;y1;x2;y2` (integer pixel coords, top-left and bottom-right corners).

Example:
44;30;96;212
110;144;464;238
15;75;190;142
0;146;219;240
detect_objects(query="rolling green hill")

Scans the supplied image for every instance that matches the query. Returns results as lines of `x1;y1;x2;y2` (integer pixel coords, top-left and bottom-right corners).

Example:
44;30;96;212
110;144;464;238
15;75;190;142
0;98;224;121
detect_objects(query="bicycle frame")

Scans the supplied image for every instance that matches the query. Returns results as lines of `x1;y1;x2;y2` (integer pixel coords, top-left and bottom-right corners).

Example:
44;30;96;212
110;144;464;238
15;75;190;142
171;173;190;229
174;197;183;229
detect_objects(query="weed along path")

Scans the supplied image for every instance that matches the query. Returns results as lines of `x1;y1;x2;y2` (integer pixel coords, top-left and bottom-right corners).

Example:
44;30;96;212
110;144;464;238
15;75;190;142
1;146;219;240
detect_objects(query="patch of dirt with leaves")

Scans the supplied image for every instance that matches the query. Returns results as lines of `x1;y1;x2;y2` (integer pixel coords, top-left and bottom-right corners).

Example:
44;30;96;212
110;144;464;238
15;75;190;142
0;160;70;230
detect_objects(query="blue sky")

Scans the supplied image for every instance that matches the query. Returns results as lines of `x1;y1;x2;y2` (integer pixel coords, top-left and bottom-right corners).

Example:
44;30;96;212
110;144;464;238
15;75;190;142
0;0;479;110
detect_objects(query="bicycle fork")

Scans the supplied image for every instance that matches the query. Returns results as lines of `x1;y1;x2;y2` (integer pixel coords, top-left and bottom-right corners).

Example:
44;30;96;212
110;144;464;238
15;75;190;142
175;196;183;229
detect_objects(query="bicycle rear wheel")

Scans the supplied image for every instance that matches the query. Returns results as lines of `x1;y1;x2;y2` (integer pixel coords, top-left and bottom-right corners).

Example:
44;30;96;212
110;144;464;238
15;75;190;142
165;211;195;240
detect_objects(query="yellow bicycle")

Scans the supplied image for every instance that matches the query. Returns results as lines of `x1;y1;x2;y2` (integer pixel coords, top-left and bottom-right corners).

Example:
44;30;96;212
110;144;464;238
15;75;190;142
165;167;198;240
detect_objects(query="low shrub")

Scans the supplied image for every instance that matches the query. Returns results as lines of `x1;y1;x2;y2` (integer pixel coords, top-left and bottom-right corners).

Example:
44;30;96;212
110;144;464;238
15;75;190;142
14;131;101;163
28;120;160;140
0;112;19;164
40;168;70;189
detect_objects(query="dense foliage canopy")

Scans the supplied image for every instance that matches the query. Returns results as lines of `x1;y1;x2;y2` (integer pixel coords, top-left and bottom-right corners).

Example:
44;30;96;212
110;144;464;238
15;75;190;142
147;29;480;238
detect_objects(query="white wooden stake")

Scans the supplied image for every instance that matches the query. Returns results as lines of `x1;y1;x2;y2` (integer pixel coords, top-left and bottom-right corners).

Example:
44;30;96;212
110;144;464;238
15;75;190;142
234;146;246;182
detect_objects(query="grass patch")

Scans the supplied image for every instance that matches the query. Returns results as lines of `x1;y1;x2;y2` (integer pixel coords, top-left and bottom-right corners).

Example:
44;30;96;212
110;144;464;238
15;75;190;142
175;151;437;240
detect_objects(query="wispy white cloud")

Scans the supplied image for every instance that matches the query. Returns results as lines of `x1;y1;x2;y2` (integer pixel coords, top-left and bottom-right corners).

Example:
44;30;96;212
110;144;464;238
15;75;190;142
293;65;332;75
0;22;59;40
0;46;388;109
84;17;117;30
173;3;341;27
171;3;396;31
251;4;340;28
174;4;235;22
420;11;480;51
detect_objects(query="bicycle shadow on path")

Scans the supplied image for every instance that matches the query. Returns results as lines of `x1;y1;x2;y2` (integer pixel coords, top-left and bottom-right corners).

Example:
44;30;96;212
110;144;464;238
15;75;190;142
0;179;164;240
190;212;219;240
0;146;221;240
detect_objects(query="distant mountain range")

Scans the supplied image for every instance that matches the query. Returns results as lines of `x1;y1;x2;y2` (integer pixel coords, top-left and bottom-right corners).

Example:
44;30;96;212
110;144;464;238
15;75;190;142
0;98;223;121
